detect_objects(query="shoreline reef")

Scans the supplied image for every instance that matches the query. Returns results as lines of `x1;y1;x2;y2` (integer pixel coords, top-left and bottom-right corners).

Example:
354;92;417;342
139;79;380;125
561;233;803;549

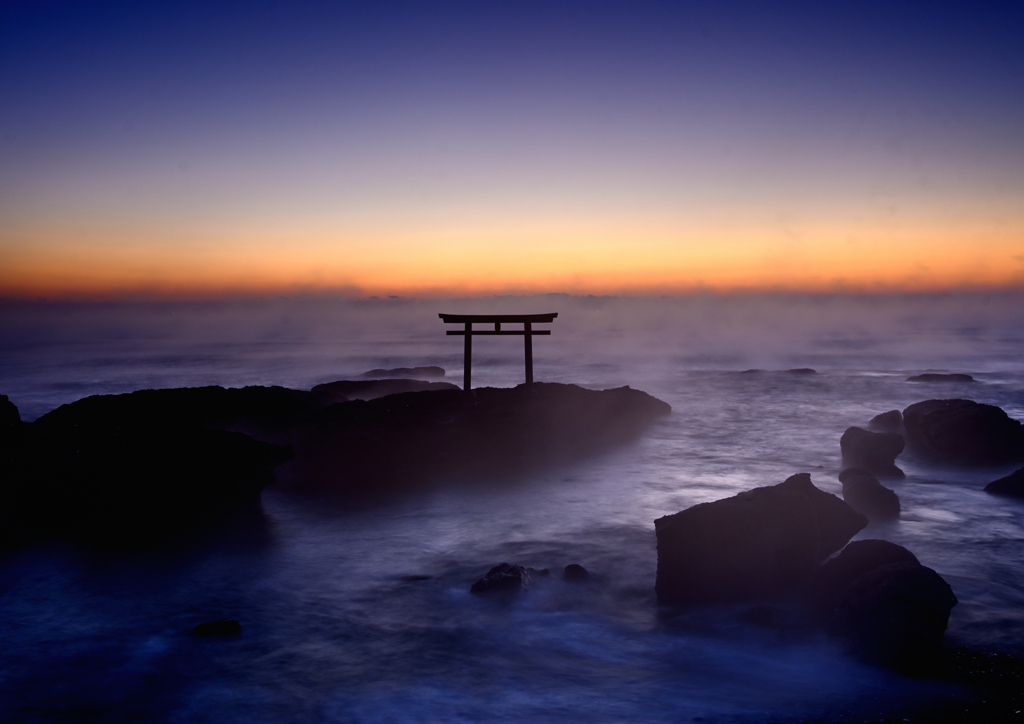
0;379;671;545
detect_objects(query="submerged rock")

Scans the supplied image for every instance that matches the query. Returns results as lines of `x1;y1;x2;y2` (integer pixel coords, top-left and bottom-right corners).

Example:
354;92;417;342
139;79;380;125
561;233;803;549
809;540;957;674
868;410;903;433
840;427;905;478
563;564;589;582
906;373;975;383
190;619;241;637
903;399;1024;466
838;468;900;520
984;467;1024;498
471;563;533;595
654;473;867;606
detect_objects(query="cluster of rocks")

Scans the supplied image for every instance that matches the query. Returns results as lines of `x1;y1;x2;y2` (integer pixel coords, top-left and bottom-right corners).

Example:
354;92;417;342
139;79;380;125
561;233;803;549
469;563;591;595
653;473;957;673
0;379;671;545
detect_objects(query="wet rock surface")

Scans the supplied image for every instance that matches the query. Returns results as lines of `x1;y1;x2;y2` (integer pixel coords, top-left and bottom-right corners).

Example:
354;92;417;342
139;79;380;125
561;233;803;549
470;563;533;595
654;473;866;606
984;467;1024;498
868;410;903;433
840;426;905;478
563;564;589;582
1;381;670;544
838;468;900;520
809;540;957;674
903;399;1024;466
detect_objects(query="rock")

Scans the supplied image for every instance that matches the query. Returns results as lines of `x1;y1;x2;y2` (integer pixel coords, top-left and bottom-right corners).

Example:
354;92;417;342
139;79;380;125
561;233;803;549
840;427;905;478
563;564;589;582
903;399;1024;466
654;473;867;606
470;563;533;595
907;373;975;383
808;539;920;612
289;382;671;496
839;469;901;520
868;410;903;433
984;467;1024;498
785;368;817;375
190;619;241;637
361;366;446;379
1;394;20;427
311;378;459;404
826;561;958;673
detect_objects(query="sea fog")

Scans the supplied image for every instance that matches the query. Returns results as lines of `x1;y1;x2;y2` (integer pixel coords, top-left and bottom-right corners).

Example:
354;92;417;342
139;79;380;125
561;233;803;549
1;292;1024;722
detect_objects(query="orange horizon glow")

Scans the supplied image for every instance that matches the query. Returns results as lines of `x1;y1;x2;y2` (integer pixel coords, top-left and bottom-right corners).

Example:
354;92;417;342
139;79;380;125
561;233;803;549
3;216;1023;300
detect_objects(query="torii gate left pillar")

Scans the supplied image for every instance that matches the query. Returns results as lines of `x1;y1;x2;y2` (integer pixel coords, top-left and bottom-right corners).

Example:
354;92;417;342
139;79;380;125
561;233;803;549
439;313;558;391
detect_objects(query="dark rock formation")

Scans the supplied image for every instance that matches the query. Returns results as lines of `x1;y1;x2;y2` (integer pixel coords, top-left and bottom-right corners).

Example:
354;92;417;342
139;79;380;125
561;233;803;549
984;467;1024;498
807;539;920;612
2;380;669;543
785;368;817;375
563;564;589;582
840;426;905;478
838;468;900;520
1;394;19;427
286;383;671;497
903;399;1024;466
868;410;903;433
311;378;458;404
907;373;975;383
470;563;533;595
828;562;957;673
190;619;241;637
654;473;867;606
361;366;445;379
809;540;957;673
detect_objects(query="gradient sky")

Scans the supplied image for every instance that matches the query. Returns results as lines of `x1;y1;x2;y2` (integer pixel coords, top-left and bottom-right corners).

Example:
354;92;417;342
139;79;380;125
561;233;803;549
2;0;1023;298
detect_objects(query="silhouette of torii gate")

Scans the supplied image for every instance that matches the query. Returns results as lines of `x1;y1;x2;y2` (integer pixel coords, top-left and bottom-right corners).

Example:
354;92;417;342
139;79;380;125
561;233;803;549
439;313;558;391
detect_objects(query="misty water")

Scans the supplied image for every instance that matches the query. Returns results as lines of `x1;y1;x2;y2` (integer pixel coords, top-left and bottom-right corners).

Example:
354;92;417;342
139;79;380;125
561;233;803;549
2;293;1024;722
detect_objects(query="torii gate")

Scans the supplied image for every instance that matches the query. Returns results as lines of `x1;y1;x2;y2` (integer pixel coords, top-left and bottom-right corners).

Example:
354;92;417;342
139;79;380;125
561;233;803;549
439;313;558;391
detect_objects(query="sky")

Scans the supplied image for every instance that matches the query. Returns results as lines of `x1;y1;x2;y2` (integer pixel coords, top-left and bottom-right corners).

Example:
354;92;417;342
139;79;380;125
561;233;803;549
1;0;1023;299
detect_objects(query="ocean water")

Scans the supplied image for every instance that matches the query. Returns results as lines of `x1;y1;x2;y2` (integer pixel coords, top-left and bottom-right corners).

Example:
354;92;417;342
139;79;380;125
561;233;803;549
1;293;1024;722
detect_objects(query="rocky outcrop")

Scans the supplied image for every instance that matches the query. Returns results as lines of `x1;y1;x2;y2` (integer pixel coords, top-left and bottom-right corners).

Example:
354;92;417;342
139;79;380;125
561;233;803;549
810;541;958;674
840;427;905;478
838;468;900;520
361;366;446;379
563;564;589;582
984;467;1024;498
868;410;903;433
906;373;974;383
287;383;671;497
311;378;458;404
903;399;1024;466
654;473;867;606
471;563;534;595
1;394;19;427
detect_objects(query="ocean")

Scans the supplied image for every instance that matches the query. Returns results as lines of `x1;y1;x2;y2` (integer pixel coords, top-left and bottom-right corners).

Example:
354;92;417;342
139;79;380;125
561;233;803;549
1;292;1023;722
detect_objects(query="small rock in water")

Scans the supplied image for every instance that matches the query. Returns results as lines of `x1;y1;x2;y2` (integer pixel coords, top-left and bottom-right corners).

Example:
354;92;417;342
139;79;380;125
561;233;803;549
840;426;905;479
785;368;817;375
190;619;241;637
563;564;589;582
984;467;1024;498
470;563;533;595
906;373;975;383
868;410;903;433
839;468;900;520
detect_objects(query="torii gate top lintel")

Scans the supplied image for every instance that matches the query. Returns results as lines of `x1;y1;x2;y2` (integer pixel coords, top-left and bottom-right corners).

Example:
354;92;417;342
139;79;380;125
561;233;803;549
439;313;558;391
